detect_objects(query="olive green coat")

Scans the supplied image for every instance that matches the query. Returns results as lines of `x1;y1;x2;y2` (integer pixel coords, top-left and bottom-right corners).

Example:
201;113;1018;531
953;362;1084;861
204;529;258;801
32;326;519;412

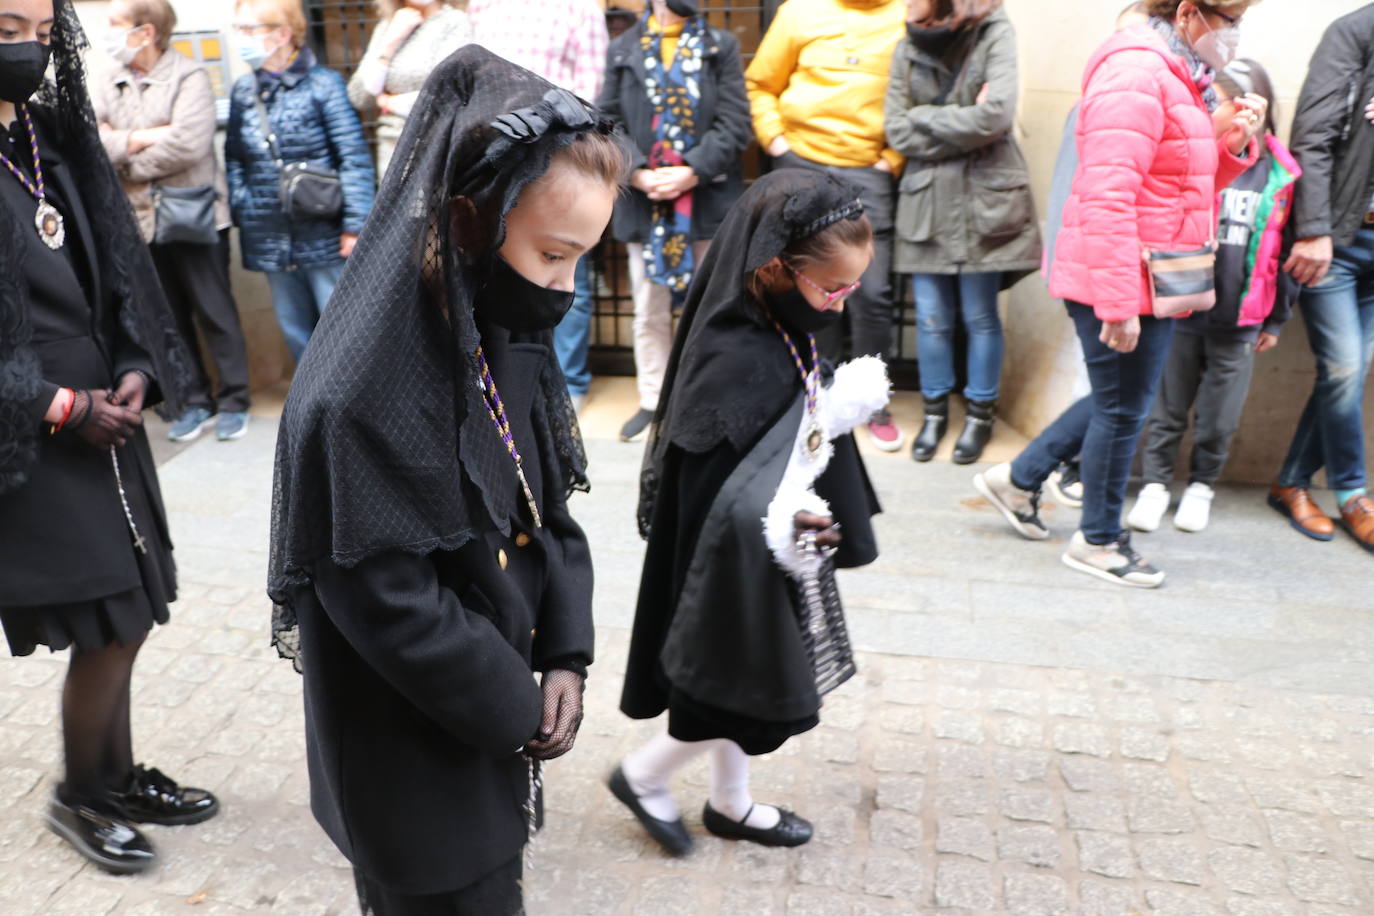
884;10;1041;286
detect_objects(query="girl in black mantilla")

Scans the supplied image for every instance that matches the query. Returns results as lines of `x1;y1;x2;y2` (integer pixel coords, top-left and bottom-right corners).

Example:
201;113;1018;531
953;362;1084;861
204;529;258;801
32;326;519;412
268;46;628;915
0;0;217;876
610;169;891;855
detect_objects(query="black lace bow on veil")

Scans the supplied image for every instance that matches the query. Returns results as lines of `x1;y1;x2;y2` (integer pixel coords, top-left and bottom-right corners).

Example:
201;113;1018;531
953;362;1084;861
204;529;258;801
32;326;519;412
267;46;606;668
636;169;866;537
0;0;193;495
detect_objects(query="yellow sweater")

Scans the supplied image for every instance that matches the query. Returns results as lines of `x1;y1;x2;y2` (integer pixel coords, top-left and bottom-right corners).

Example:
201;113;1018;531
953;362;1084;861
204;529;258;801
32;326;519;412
648;15;682;66
746;0;906;171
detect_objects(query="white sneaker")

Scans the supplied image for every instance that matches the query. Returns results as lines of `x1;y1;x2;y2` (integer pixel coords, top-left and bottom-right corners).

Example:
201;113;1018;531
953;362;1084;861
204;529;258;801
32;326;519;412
1126;482;1171;533
1061;530;1166;588
973;462;1049;540
1173;482;1214;533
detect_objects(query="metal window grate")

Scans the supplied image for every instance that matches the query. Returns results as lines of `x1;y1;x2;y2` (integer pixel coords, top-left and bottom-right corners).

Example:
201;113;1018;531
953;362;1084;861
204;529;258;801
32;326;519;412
303;0;919;386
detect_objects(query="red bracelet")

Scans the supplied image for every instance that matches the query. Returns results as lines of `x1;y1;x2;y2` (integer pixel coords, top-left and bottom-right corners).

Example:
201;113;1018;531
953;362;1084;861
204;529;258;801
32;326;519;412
50;388;76;434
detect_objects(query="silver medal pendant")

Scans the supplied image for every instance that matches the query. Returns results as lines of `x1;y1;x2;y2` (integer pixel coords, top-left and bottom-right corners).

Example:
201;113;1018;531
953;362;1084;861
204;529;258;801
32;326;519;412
34;200;64;250
803;414;824;462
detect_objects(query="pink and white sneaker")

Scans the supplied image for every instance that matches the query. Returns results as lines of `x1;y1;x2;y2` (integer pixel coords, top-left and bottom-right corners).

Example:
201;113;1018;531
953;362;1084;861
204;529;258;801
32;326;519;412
866;409;904;453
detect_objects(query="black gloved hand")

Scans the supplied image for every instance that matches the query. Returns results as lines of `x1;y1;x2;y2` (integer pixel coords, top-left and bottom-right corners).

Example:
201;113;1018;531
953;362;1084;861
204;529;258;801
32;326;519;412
525;669;585;761
67;389;142;449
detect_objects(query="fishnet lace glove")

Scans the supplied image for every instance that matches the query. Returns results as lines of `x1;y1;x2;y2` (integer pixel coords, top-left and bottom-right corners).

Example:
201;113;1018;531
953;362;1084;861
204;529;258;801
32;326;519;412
525;669;585;760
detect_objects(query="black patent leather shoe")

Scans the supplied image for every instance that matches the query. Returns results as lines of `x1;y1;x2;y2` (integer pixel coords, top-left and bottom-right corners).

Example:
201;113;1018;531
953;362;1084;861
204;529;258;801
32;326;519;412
702;802;813;847
607;766;693;856
106;764;219;826
46;796;156;874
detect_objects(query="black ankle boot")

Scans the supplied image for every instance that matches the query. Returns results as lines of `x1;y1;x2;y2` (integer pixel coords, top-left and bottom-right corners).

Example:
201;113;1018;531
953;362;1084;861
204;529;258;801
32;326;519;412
952;399;996;465
910;397;948;463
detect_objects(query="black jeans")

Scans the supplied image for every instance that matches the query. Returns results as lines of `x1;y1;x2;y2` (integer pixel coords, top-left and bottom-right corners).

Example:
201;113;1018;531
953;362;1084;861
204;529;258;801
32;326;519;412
1011;302;1174;544
1141;331;1255;487
773;151;895;362
149;230;251;413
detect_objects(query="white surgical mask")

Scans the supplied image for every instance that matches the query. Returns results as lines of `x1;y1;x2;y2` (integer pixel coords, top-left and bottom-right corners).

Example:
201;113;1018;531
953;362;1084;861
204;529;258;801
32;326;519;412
1193;15;1240;70
408;0;438;7
102;27;140;66
234;33;271;69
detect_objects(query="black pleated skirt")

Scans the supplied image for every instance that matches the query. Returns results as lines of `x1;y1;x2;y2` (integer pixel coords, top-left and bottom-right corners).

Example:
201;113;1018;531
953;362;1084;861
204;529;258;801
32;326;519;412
0;441;174;657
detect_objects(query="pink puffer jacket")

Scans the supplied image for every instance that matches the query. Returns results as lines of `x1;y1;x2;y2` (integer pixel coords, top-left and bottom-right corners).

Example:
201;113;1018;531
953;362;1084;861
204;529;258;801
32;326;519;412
1049;25;1255;321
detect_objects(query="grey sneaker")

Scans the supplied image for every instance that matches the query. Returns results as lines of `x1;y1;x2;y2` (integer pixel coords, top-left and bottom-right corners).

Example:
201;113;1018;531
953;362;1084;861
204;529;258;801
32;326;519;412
1046;463;1083;509
216;412;249;441
168;407;215;443
974;462;1049;540
1061;530;1165;588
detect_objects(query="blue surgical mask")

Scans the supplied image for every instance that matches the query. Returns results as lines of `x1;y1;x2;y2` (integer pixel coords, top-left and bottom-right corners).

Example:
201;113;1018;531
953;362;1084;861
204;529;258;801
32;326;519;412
233;34;270;69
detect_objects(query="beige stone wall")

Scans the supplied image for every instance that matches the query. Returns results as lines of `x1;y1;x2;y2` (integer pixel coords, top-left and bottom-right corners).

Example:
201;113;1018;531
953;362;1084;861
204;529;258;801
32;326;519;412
999;0;1373;484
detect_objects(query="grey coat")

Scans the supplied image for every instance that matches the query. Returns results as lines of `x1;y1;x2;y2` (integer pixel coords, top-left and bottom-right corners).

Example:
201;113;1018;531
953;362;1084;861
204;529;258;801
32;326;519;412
884;10;1040;284
93;49;231;243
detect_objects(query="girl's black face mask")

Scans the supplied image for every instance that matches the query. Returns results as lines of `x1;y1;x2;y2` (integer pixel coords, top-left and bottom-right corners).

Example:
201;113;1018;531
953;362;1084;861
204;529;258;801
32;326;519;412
767;286;842;336
0;42;51;105
478;255;575;333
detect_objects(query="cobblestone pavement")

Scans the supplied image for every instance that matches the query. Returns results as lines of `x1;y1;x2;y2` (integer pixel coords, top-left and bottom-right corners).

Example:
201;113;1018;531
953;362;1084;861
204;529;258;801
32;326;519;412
1;384;1368;915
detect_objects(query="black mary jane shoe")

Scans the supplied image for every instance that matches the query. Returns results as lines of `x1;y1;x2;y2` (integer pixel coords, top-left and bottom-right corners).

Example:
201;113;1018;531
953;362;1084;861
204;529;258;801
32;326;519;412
46;795;157;875
607;766;694;856
702;802;813;848
106;763;220;826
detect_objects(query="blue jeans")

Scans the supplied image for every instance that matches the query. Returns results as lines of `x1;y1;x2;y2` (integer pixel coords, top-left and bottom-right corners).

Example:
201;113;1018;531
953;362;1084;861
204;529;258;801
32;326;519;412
265;263;345;363
913;272;1004;401
1011;302;1174;544
1278;227;1374;491
553;257;594;396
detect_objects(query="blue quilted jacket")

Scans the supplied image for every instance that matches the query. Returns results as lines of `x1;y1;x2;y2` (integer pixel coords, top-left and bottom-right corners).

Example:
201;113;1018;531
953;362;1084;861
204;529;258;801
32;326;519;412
226;48;375;273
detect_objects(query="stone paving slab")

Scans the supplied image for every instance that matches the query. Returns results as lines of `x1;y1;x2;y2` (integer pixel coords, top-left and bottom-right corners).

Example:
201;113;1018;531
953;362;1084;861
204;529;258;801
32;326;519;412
0;393;1368;914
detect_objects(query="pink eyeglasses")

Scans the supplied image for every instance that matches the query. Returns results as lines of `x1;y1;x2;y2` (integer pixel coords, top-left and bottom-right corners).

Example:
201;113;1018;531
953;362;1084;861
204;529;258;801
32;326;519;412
788;264;861;308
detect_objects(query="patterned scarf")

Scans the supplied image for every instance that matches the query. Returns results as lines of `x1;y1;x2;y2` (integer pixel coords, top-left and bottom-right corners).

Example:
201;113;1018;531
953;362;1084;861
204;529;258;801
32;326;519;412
640;13;706;303
1150;16;1219;112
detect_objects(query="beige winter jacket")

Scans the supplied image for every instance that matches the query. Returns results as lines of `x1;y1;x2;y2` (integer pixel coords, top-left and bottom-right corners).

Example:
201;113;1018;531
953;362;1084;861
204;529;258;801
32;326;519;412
92;48;231;244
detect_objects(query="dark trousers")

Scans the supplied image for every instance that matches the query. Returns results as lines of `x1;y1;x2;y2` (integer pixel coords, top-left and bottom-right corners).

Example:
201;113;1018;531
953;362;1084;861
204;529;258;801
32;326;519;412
773;152;895;362
1011;302;1174;544
354;857;523;916
1141;331;1256;487
149;230;251;413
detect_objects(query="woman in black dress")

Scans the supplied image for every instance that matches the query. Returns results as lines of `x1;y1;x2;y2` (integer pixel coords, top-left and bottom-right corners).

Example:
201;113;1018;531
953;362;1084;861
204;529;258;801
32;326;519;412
0;0;217;875
268;47;627;915
610;169;890;855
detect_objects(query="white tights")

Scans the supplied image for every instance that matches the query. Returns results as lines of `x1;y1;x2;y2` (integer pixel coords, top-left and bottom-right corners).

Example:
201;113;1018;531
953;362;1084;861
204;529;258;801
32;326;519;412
620;731;781;829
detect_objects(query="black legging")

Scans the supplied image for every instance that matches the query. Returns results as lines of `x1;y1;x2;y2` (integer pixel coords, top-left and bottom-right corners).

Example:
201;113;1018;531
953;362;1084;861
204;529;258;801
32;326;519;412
59;638;143;805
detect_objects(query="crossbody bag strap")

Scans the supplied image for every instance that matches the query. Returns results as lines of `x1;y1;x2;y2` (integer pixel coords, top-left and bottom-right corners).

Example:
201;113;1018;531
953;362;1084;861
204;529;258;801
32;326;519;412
251;88;284;168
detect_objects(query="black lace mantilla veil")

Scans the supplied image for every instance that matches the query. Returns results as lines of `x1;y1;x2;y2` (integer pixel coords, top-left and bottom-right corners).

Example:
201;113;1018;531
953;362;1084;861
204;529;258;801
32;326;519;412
636;168;865;536
0;0;192;495
267;46;607;667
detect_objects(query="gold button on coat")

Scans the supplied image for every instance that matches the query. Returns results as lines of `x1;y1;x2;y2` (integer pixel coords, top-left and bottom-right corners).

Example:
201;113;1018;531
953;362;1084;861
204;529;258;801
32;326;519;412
497;549;508;570
515;533;531;547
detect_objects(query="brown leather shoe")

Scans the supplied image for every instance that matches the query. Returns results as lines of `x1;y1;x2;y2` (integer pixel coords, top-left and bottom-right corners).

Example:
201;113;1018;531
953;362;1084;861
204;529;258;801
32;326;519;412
1341;494;1374;553
1268;484;1336;541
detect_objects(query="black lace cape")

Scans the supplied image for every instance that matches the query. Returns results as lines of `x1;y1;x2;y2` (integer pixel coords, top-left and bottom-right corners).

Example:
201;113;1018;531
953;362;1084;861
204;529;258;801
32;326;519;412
636;168;866;535
267;46;603;666
0;0;191;496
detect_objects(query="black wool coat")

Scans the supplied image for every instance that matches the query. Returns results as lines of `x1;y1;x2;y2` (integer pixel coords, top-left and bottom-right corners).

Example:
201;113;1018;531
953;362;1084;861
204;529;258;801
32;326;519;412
621;393;879;750
290;333;595;897
0;130;168;607
596;19;753;244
